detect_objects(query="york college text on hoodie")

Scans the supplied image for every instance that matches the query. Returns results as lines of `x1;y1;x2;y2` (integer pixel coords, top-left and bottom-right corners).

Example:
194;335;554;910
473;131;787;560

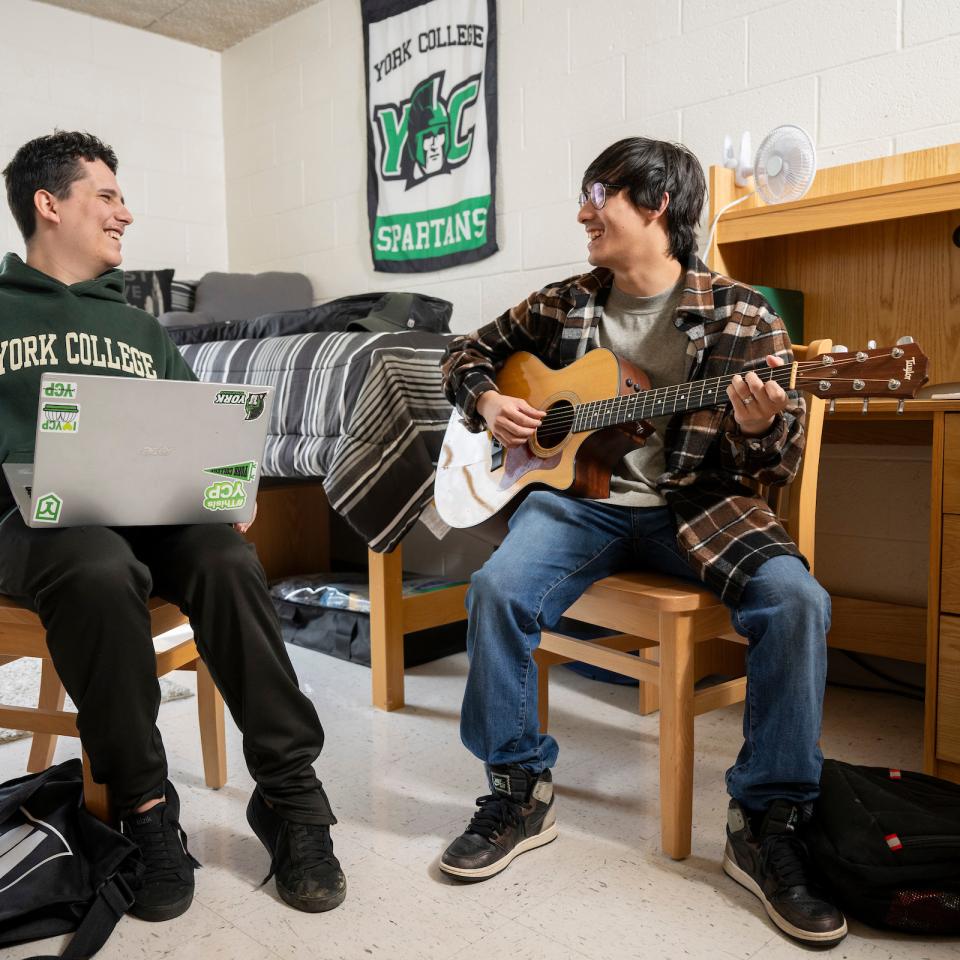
0;252;196;518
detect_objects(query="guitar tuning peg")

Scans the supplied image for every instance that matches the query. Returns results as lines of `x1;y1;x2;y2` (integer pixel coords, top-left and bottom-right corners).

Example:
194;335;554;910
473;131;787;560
897;399;906;415
828;398;836;414
833;345;848;353
896;336;914;345
861;398;870;415
867;339;877;349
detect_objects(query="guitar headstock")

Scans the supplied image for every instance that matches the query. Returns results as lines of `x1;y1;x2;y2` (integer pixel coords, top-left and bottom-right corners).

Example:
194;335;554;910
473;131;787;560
795;341;929;401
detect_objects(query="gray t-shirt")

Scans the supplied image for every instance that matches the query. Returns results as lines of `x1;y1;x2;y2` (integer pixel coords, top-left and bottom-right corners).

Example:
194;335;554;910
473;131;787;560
596;280;691;507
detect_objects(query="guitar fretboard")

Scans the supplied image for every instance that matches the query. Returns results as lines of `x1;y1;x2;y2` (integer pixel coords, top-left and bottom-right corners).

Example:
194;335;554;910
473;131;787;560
570;366;796;432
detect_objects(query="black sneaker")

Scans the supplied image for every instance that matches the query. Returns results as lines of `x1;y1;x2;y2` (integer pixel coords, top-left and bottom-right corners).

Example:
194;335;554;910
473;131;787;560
120;781;200;922
246;789;346;913
440;765;557;881
723;798;847;946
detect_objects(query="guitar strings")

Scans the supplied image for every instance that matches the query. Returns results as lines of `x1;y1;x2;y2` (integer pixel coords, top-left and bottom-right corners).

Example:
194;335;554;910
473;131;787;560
536;356;892;428
537;367;795;432
529;354;909;441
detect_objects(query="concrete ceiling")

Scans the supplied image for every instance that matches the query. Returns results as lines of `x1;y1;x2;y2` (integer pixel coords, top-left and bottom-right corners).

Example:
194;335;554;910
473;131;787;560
35;0;318;51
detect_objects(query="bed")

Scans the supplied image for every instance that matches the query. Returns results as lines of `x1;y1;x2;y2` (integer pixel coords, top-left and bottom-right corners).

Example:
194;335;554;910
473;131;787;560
180;328;452;552
175;316;469;710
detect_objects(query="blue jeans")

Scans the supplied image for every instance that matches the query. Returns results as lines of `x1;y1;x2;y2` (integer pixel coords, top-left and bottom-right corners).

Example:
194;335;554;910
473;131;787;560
459;491;830;810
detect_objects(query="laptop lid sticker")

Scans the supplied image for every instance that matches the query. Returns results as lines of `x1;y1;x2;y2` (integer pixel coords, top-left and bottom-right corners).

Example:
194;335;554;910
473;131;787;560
203;460;258;483
40;402;80;434
33;492;63;524
202;480;247;512
213;389;268;421
42;380;78;400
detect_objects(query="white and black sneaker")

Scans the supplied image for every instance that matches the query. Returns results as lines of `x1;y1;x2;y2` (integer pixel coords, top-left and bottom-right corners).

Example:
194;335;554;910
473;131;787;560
723;798;847;947
440;765;557;881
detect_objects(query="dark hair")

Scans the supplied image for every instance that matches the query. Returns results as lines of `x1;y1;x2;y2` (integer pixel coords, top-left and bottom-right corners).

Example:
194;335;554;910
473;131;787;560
2;131;118;242
582;137;706;262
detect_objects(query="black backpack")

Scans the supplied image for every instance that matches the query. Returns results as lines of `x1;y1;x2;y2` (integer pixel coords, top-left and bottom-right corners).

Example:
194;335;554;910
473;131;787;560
0;759;142;959
807;759;960;934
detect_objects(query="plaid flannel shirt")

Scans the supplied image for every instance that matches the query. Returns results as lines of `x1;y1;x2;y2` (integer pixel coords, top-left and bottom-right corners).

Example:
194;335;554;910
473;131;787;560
440;255;807;606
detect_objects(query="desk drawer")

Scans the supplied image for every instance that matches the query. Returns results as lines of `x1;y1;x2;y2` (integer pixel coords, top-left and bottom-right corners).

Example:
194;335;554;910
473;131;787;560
946;415;960;515
939;616;960;764
944;516;960;614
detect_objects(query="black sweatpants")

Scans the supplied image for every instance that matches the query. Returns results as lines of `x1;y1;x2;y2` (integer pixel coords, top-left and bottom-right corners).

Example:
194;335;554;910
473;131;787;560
0;512;335;824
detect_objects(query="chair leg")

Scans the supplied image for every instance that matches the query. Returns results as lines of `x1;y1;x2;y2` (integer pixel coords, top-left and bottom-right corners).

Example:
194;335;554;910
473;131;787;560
638;650;660;716
658;614;695;860
27;659;67;772
639;680;660;716
196;660;227;789
81;749;112;824
369;546;405;711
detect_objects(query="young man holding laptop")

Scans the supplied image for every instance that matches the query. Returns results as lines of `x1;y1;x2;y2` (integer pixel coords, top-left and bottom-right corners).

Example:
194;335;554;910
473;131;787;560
0;132;345;919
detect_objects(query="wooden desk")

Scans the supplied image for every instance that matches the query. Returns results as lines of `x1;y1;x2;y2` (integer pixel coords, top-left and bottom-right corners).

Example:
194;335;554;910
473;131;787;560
823;398;960;783
707;141;960;783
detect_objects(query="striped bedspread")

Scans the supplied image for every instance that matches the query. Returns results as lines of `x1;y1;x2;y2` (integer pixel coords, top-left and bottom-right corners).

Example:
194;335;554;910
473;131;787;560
180;330;453;552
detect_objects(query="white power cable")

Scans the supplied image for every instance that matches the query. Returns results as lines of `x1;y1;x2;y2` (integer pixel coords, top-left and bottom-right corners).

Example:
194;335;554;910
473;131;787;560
702;191;754;261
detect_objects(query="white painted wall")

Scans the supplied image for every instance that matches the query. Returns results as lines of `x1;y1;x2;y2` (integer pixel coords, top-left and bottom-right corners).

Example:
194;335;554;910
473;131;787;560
0;0;227;280
221;0;960;332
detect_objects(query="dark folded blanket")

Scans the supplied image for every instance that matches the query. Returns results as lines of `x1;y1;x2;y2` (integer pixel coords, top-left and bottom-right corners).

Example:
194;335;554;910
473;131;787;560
165;291;453;346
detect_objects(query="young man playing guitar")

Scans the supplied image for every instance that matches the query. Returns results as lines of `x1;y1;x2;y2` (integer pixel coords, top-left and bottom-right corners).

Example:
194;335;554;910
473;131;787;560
438;138;846;947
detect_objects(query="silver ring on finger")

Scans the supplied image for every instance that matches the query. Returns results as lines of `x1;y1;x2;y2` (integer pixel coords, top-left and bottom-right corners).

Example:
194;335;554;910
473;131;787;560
742;396;752;405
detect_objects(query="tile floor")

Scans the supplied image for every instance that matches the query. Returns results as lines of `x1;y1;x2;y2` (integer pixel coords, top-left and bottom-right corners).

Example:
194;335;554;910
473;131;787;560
2;646;957;960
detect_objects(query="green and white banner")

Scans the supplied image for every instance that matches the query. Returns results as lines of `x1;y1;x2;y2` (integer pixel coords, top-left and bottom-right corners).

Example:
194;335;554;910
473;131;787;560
362;0;498;272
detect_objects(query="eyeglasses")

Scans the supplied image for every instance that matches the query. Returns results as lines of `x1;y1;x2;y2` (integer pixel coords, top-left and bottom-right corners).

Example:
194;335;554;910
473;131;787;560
577;181;626;210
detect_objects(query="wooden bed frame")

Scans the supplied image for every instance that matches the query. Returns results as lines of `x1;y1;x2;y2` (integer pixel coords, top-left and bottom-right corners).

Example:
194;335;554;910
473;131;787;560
245;478;468;711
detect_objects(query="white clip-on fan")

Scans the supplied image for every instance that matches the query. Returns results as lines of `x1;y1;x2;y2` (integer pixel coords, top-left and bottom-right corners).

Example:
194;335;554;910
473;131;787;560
705;125;817;253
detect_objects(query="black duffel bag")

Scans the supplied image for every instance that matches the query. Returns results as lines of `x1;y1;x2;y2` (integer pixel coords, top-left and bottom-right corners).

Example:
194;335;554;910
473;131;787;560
0;759;142;959
807;759;960;934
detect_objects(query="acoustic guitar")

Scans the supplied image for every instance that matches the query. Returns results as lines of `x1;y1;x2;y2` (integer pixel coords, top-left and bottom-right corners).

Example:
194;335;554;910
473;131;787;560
434;342;929;528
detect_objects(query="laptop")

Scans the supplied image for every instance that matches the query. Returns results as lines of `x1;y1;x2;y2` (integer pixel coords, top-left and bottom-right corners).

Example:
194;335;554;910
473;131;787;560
3;373;275;528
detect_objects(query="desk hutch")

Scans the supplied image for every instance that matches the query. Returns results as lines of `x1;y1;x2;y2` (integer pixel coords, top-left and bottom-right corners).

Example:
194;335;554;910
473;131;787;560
708;144;960;783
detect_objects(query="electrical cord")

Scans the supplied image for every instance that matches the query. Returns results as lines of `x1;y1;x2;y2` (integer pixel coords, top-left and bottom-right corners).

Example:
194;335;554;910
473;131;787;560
840;649;924;692
701;192;754;258
826;679;923;702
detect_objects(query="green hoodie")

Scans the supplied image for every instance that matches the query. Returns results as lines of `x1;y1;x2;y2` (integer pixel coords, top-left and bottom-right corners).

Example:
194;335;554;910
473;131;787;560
0;252;196;513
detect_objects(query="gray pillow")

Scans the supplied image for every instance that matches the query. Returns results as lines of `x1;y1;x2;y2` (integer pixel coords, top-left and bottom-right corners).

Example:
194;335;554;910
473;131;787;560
195;272;313;325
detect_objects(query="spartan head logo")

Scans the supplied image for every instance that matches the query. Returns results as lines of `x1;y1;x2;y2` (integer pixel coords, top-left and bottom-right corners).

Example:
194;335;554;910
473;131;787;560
244;392;267;421
374;70;481;190
405;75;450;181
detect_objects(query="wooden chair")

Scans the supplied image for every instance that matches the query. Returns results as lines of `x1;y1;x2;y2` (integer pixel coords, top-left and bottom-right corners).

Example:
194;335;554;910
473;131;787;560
535;339;831;860
0;596;227;823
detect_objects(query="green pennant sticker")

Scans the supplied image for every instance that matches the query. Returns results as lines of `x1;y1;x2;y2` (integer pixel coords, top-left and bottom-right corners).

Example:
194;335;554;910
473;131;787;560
204;460;258;483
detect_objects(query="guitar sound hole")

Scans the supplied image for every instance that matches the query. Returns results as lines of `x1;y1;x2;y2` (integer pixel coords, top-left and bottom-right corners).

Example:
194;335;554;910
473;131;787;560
536;400;574;449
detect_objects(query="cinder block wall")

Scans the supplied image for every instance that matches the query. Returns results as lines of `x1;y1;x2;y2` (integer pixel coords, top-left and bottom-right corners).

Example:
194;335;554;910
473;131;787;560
0;0;228;279
221;0;960;332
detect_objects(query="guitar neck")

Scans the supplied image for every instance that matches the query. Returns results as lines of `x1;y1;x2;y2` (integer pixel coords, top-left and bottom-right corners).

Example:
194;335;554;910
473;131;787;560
572;365;795;432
